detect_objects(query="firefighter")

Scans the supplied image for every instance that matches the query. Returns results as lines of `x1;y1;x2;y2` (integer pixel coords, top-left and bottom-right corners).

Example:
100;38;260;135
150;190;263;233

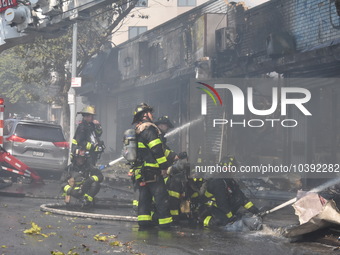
200;155;260;227
132;103;173;229
131;116;177;214
61;149;104;208
72;105;105;165
166;155;205;223
154;116;178;168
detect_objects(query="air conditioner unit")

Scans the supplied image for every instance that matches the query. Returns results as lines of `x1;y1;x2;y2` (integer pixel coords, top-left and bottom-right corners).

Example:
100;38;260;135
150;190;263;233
215;27;237;52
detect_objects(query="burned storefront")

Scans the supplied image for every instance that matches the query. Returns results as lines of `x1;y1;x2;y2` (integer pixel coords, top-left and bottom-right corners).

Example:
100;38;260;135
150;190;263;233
78;0;230;158
79;0;340;190
208;0;340;189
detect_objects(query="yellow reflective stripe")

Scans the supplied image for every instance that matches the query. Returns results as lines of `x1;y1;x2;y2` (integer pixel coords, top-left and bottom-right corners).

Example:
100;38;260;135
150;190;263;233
84;194;93;201
135;174;142;180
205;191;213;198
144;162;159;168
74;187;80;190
138;215;152;221
164;177;169;184
170;210;179;216
138;142;146;148
244;201;254;209
159;217;173;225
164;149;171;157
147;138;162;149
191;192;198;198
168;190;180;199
132;200;139;206
156;156;167;164
91;176;99;182
86;142;92;150
72;139;78;145
226;211;233;218
64;185;71;193
204;216;212;227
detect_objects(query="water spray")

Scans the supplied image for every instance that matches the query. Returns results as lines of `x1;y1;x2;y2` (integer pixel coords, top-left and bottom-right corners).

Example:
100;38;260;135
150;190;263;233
165;117;203;138
262;177;340;216
100;117;204;170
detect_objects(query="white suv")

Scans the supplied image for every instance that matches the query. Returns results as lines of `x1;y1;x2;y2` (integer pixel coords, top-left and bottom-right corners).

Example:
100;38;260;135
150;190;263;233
3;119;69;174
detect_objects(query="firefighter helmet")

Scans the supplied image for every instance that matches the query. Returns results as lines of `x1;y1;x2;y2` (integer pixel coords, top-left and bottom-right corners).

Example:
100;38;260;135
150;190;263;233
71;148;90;163
132;103;153;124
74;149;90;158
155;116;174;128
77;105;96;115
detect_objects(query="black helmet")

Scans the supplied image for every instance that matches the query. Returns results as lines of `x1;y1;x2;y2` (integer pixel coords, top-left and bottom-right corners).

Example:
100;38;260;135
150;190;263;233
132;103;153;124
72;148;90;163
154;116;174;128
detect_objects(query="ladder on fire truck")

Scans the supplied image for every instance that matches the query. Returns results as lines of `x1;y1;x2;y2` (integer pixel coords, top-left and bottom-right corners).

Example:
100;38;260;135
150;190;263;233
0;98;42;182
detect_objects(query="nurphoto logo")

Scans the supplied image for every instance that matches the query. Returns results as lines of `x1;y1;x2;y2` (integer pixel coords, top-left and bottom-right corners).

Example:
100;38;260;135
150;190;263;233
196;81;312;128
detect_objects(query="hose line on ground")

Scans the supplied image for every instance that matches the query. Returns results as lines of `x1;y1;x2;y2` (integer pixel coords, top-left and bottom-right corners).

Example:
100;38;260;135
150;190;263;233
40;203;137;222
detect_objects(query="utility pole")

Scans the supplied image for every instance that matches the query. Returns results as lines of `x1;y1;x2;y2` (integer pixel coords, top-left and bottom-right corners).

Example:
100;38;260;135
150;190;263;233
68;22;77;164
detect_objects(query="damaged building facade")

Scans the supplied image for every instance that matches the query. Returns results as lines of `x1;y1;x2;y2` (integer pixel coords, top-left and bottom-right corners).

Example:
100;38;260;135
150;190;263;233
80;0;340;184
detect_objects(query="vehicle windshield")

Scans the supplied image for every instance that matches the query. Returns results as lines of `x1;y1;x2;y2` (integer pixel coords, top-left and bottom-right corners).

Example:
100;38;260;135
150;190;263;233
14;124;65;142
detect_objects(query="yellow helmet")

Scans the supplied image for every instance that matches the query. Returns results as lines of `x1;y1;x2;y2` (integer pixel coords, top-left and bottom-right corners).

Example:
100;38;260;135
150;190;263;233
77;105;96;115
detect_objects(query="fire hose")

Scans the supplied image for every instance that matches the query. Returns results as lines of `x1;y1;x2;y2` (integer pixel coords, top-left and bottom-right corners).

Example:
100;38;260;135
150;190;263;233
261;177;340;217
40;202;137;222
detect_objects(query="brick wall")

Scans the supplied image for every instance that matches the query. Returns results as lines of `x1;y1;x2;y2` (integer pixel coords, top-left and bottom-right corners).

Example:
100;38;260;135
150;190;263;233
240;0;340;56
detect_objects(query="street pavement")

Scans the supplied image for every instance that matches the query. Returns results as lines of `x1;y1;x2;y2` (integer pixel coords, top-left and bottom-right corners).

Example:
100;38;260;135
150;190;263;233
0;177;339;255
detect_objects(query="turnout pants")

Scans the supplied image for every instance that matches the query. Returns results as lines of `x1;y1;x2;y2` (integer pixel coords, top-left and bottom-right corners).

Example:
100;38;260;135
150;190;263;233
167;173;185;219
138;175;172;228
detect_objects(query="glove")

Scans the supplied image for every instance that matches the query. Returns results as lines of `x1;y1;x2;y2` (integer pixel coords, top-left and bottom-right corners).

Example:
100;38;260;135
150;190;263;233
247;205;260;215
178;152;188;159
99;165;106;170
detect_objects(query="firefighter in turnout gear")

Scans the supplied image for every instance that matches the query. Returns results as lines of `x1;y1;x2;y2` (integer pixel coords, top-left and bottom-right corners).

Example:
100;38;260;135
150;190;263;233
132;103;173;229
200;155;260;227
61;149;104;208
165;154;205;223
155;116;178;168
131;115;177;213
72;106;105;165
